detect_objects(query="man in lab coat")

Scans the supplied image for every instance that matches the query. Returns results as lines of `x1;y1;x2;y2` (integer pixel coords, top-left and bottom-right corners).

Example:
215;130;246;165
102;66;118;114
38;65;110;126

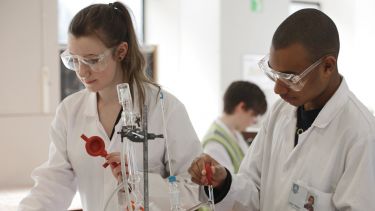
188;8;375;211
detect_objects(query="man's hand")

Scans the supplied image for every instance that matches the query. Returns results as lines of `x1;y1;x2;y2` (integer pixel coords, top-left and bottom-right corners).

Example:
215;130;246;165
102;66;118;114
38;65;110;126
188;153;227;188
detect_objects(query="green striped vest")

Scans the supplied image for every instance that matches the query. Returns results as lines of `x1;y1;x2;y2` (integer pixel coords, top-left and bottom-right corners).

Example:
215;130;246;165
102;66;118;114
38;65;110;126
202;122;245;173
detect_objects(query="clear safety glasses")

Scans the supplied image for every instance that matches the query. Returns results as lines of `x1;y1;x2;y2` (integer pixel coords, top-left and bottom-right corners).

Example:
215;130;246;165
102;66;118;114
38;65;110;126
60;48;114;72
258;54;323;91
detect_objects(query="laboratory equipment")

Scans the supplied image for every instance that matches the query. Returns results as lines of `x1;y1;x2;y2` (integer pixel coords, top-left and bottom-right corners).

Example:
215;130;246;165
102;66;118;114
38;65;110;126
82;83;179;211
117;83;142;211
80;134;116;168
205;163;215;211
168;176;181;211
185;164;216;211
116;83;164;211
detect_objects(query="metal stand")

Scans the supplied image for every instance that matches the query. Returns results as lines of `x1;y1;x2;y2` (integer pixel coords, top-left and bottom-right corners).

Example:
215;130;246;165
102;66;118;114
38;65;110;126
142;106;149;211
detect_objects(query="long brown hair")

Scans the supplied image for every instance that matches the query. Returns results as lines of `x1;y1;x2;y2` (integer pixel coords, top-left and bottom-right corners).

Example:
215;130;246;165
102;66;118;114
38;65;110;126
69;2;159;113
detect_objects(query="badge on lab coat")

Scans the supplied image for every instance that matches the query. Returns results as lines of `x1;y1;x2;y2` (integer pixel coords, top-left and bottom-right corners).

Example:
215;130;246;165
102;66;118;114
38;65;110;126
288;182;317;211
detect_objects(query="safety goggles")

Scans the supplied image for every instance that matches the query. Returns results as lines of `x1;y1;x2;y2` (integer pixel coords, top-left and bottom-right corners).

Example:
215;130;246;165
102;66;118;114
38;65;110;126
258;54;323;91
60;48;114;72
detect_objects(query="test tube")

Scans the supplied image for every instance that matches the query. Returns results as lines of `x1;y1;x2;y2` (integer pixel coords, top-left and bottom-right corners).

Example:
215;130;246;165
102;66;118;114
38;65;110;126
205;163;215;211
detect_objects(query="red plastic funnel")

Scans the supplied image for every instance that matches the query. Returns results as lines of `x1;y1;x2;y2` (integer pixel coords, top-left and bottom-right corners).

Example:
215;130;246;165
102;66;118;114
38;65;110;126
81;134;115;168
81;134;107;157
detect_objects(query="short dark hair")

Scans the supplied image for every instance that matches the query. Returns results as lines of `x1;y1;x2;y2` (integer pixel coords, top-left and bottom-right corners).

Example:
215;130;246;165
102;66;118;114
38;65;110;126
223;81;267;115
272;9;340;62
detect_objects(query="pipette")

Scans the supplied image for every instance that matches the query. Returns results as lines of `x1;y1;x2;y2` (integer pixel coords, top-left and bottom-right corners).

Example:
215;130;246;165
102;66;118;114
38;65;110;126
205;163;215;211
185;163;216;211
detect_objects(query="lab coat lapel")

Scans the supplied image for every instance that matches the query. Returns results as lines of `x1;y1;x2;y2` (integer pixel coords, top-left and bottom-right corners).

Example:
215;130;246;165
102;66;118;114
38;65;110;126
80;91;111;147
84;91;98;117
279;109;300;169
284;78;349;170
268;104;298;170
313;77;348;129
81;92;126;210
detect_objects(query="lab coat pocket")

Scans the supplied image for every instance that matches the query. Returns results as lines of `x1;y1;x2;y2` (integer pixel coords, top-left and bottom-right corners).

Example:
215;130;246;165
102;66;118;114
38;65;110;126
303;184;335;211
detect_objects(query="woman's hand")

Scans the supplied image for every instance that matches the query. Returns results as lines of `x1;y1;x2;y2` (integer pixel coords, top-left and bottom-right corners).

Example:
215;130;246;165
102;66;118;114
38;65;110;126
106;152;127;182
188;153;227;188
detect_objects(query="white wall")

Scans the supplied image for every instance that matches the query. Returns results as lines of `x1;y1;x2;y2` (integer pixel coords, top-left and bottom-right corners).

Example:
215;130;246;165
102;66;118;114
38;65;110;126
0;115;52;188
146;0;289;138
318;0;375;114
0;0;59;188
220;0;288;125
220;0;289;95
353;0;375;113
0;0;59;115
145;0;221;138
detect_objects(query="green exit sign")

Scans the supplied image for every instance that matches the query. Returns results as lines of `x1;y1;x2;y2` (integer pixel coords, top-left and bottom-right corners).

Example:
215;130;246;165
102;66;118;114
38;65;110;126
251;0;262;12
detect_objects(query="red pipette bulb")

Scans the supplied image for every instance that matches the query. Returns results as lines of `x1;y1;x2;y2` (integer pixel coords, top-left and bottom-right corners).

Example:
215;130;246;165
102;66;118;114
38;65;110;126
205;163;213;185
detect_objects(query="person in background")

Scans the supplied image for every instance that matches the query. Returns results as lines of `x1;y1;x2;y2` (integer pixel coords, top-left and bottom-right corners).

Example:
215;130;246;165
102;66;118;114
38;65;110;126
188;8;375;210
18;2;201;211
203;81;267;173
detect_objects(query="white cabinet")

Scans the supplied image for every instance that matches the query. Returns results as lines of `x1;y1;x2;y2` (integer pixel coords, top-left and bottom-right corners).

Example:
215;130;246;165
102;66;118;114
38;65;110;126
0;0;59;188
0;0;59;115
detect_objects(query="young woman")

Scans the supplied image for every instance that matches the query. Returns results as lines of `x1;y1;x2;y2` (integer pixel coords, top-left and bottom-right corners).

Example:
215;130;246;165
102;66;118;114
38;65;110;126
19;2;201;211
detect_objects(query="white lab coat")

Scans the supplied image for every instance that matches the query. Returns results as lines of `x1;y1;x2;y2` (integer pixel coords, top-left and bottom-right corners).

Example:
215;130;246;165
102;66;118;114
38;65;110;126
19;84;202;211
213;78;375;210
